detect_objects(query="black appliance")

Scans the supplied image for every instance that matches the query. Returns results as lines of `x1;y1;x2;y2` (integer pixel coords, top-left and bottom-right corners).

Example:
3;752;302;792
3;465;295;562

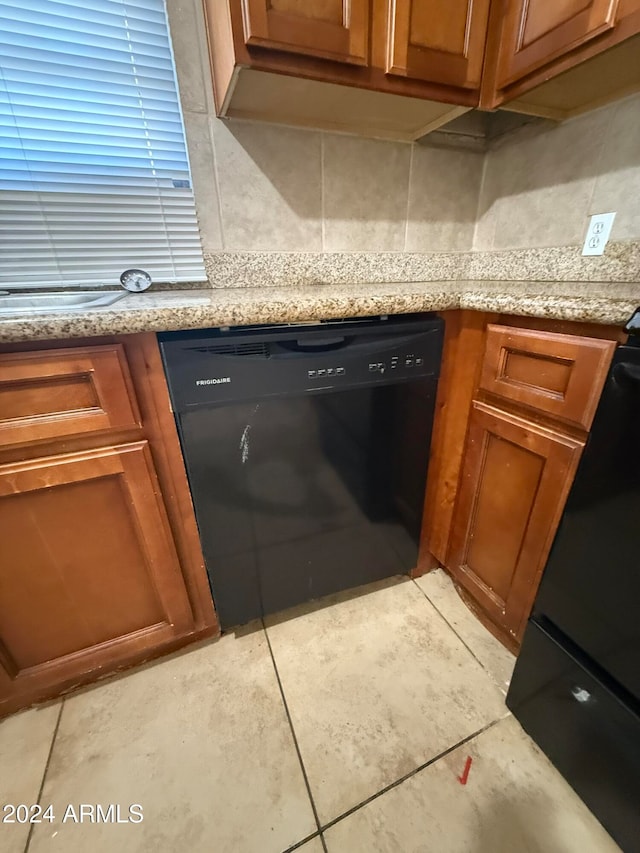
507;318;640;853
160;314;443;629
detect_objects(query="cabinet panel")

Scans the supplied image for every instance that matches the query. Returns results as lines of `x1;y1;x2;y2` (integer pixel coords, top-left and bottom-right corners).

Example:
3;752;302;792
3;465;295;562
496;0;619;88
447;402;584;640
241;0;369;65
0;442;195;707
465;429;545;602
386;0;491;88
0;344;140;448
479;325;616;430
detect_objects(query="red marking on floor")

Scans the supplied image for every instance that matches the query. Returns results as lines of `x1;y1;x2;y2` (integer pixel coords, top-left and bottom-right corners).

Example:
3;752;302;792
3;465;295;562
458;755;473;785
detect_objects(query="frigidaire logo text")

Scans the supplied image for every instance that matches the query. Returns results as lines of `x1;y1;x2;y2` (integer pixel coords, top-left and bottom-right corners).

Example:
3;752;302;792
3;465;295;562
196;377;231;386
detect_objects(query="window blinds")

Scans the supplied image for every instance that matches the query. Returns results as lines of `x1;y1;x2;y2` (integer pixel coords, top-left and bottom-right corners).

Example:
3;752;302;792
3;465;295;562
0;0;206;288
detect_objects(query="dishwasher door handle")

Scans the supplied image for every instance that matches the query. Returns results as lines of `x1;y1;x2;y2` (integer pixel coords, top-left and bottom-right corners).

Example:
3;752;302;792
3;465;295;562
286;335;349;352
272;330;429;358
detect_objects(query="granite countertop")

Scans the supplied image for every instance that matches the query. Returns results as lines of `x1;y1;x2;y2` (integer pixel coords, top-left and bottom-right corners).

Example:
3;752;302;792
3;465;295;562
1;280;639;343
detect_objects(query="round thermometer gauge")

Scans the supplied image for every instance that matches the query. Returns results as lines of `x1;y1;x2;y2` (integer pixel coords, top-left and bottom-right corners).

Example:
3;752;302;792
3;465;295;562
120;268;152;292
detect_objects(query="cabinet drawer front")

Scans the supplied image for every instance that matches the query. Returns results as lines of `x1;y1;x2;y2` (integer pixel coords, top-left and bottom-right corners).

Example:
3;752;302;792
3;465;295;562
241;0;369;65
479;325;615;430
447;402;584;639
385;0;491;89
0;442;194;688
0;344;141;446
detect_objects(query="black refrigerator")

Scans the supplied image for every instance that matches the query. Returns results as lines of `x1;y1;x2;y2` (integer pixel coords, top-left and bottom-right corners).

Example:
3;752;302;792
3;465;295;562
507;334;640;853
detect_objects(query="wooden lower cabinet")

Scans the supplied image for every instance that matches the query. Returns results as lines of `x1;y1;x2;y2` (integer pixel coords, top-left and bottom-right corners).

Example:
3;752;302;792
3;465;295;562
0;334;218;717
447;402;584;643
420;312;621;650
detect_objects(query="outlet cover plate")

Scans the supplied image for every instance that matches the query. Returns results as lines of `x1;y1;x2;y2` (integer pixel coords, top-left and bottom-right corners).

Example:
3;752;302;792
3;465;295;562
582;212;616;256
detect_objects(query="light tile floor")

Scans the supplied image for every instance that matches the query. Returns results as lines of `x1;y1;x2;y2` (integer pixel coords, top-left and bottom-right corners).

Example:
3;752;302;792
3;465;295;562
0;570;620;853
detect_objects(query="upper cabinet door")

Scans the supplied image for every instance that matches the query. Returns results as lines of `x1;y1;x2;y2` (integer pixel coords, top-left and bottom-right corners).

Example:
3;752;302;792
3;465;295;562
496;0;619;88
385;0;492;89
241;0;370;65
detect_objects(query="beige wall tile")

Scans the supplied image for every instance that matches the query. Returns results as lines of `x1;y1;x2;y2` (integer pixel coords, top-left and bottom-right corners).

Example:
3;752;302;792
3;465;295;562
473;150;499;251
213;120;323;251
478;108;612;250
406;146;484;252
169;0;640;258
166;0;213;114
183;112;223;252
323;135;411;251
590;95;640;241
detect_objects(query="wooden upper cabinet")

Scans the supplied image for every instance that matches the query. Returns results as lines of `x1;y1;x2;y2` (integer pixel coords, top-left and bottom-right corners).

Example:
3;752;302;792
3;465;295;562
385;0;491;88
0;441;195;711
240;0;369;64
495;0;619;88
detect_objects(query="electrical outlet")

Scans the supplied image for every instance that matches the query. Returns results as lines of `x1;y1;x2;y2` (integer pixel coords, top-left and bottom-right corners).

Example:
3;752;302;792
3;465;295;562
582;212;616;256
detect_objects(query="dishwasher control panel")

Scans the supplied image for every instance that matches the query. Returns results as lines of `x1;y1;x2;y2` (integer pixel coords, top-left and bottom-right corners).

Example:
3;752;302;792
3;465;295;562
306;353;427;381
307;367;346;378
159;314;444;410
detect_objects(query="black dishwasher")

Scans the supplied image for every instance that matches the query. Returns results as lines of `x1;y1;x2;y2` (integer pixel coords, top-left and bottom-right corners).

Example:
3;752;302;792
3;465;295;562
159;314;443;628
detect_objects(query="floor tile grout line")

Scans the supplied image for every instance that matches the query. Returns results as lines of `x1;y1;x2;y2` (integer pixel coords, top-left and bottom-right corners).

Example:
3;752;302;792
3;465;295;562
262;620;328;853
410;576;507;690
282;830;324;852
24;699;65;853
319;716;503;836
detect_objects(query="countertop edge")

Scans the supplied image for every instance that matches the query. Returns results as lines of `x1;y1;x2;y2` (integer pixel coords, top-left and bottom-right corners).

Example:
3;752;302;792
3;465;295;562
0;284;637;343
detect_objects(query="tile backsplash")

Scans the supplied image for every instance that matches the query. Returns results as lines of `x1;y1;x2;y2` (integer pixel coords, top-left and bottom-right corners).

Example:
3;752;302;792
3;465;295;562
167;0;483;256
475;95;640;251
169;1;640;260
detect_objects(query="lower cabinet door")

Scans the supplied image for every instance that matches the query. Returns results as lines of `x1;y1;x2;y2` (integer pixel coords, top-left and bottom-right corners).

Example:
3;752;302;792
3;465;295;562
447;401;584;641
0;441;195;713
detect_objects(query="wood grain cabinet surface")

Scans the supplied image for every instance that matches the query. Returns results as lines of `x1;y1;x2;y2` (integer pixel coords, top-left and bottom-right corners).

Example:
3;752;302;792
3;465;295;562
482;0;640;114
479;325;616;431
0;443;194;699
420;313;619;650
204;0;640;135
0;334;218;717
204;0;483;141
240;0;370;65
495;0;619;89
385;0;491;89
0;344;140;447
447;401;585;643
